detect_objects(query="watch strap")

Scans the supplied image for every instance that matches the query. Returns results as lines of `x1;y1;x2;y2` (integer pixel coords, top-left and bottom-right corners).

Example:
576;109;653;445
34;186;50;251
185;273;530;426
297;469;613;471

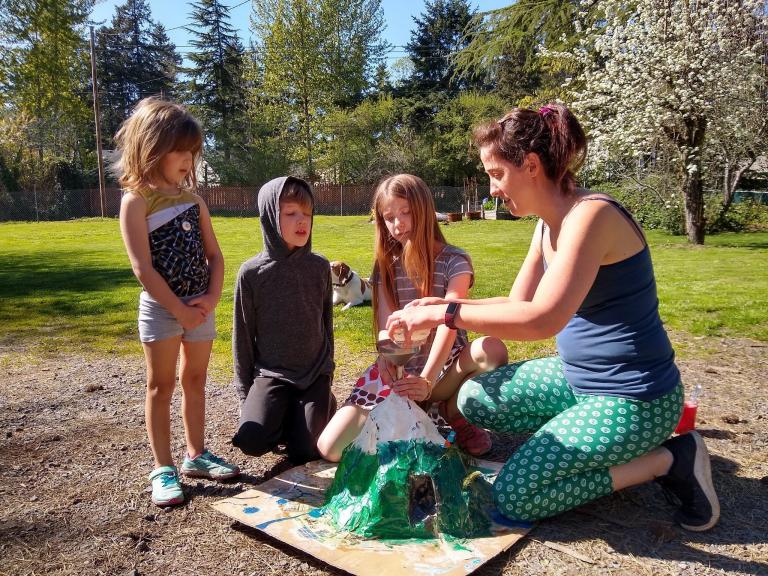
444;302;460;330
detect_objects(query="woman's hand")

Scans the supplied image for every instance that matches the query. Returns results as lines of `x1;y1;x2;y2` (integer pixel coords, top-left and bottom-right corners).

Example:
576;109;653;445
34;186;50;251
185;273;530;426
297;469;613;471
391;374;432;402
404;296;448;308
386;304;444;344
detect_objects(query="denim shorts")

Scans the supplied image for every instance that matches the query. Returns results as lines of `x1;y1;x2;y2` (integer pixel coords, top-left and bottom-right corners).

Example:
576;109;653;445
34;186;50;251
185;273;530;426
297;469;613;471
137;291;216;343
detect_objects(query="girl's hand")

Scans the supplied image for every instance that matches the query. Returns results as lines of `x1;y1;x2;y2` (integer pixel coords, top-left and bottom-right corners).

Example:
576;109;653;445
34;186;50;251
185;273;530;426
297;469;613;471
386;304;444;344
188;293;219;315
405;297;448;308
392;374;432;402
177;304;207;330
376;355;396;385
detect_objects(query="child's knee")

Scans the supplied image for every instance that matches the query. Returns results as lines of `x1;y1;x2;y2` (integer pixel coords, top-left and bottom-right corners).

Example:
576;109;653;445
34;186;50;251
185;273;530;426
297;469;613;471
316;435;342;462
287;444;320;465
232;421;274;457
471;336;508;369
146;379;175;403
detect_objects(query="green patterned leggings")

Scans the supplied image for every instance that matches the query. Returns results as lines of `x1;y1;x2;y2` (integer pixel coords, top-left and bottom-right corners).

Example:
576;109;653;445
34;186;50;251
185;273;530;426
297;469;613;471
458;356;683;521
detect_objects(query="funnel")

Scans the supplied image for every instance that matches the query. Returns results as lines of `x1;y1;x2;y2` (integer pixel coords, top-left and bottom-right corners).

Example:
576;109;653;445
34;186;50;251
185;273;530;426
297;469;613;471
376;338;421;380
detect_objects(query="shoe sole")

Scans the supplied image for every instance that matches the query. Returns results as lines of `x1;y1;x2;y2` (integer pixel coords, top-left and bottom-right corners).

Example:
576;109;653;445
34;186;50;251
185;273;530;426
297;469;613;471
152;494;184;506
680;431;720;532
181;469;240;481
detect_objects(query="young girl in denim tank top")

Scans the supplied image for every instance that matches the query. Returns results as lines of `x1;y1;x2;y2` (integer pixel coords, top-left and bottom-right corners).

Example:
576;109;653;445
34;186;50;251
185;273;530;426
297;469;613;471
116;97;238;507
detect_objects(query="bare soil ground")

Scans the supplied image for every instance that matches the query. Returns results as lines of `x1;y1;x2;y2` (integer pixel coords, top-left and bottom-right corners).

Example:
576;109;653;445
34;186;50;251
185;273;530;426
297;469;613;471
1;334;767;576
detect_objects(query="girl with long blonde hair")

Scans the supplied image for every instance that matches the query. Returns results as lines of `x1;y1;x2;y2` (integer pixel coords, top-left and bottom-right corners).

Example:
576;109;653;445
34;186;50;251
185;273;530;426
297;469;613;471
317;174;508;461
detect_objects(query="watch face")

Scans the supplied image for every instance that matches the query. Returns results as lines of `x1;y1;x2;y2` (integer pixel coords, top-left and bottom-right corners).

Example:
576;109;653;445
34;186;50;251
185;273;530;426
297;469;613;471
446;302;459;315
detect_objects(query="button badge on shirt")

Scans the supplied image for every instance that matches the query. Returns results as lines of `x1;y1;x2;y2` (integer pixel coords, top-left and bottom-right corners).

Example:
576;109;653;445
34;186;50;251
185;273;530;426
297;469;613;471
181;220;192;232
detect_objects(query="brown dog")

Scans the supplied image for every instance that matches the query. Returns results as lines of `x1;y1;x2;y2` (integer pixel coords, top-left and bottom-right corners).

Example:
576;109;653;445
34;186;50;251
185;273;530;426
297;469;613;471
330;261;372;310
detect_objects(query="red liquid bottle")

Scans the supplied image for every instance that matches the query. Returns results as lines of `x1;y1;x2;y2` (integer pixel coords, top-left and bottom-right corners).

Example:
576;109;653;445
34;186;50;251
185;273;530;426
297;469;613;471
675;383;702;434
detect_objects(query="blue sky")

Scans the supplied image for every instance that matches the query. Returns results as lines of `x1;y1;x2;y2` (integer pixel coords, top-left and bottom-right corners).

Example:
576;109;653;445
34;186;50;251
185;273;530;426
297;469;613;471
89;0;512;65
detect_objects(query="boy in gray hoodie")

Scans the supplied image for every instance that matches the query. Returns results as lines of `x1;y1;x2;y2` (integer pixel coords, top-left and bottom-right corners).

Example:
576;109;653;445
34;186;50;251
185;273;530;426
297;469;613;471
231;176;336;464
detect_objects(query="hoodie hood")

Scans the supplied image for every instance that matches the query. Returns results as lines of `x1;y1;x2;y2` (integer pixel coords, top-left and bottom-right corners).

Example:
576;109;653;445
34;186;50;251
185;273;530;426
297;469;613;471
257;176;314;260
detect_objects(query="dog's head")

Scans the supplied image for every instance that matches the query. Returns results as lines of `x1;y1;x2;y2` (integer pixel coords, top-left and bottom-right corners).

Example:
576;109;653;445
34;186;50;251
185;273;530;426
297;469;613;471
330;261;353;286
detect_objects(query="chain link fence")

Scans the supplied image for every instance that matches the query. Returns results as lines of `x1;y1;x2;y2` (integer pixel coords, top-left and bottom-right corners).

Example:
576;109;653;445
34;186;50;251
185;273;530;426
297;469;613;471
0;183;477;222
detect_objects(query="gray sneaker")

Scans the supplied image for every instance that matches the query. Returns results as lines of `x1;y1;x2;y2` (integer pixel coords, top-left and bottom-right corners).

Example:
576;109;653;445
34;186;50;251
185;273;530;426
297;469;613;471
180;450;240;480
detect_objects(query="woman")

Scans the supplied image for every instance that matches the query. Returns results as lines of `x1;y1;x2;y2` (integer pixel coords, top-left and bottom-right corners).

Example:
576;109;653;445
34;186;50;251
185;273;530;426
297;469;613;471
386;103;719;531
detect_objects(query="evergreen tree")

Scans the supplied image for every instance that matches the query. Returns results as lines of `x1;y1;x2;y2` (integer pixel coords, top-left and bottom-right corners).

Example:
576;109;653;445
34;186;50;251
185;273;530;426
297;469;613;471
403;0;480;97
453;0;592;103
96;0;181;143
185;0;247;181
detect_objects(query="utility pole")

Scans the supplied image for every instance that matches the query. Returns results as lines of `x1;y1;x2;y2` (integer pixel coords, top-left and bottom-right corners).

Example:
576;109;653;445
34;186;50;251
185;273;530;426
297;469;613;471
90;25;106;218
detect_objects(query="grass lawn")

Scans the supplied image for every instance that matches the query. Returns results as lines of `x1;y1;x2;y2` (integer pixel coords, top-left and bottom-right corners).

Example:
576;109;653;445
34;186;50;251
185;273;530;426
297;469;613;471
1;217;766;379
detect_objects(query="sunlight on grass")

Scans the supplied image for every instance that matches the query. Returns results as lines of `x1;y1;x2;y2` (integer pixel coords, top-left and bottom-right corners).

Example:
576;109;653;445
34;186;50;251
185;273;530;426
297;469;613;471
1;218;766;381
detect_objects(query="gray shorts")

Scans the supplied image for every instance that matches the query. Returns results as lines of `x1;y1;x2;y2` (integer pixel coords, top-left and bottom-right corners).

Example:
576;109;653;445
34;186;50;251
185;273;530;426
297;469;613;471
137;291;216;343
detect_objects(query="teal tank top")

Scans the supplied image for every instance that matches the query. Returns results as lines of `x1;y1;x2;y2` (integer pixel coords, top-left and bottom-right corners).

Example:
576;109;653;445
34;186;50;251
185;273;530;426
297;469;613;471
551;198;679;401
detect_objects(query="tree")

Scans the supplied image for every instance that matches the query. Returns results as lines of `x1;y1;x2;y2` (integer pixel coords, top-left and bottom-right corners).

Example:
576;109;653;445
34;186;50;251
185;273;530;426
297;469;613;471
96;0;180;143
250;0;388;178
185;0;248;182
320;0;389;107
403;0;480;96
318;95;398;183
453;0;591;103
0;0;93;169
572;0;767;244
426;91;507;186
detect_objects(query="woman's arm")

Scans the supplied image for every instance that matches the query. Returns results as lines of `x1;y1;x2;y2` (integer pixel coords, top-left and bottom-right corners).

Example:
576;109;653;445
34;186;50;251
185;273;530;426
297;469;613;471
388;203;614;342
119;192;205;329
403;273;472;400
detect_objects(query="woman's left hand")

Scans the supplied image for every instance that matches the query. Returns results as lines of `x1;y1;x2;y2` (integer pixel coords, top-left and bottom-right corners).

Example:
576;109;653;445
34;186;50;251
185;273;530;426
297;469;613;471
391;374;432;402
386;304;444;344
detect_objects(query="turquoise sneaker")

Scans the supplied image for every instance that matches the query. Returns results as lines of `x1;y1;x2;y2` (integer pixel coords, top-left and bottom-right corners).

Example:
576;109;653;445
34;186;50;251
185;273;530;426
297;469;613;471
180;450;240;480
148;465;184;506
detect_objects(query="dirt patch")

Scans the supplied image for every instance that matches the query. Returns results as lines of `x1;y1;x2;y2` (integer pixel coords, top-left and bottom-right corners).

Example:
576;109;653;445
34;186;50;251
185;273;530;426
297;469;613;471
1;335;767;576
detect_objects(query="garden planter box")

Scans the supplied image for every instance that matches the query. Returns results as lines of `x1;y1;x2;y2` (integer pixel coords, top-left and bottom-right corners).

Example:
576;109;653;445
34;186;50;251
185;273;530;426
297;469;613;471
447;212;463;222
465;211;482;220
487;210;518;221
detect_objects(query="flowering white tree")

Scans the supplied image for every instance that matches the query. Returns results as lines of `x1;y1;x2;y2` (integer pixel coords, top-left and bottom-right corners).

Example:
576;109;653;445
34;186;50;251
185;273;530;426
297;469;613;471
572;0;766;243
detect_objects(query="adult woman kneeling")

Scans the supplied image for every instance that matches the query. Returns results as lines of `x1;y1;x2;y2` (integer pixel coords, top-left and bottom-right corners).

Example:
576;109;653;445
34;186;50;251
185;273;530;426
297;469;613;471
386;103;719;532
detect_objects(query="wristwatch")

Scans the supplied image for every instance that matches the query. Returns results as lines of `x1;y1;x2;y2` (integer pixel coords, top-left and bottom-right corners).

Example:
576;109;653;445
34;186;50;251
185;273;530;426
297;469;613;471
444;302;461;330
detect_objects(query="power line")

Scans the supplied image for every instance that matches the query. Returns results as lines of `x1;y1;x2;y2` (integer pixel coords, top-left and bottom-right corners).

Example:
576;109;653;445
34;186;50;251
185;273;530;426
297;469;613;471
95;0;250;36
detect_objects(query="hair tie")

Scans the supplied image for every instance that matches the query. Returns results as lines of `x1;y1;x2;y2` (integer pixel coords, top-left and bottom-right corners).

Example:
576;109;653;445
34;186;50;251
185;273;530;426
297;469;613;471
539;105;554;117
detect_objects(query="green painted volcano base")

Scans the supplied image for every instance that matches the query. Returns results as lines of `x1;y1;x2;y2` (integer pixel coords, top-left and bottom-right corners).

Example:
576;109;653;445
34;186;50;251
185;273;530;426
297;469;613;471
322;440;494;540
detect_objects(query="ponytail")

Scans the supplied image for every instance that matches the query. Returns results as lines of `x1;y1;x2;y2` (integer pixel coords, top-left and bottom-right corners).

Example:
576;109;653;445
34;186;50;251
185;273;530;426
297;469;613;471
473;103;587;195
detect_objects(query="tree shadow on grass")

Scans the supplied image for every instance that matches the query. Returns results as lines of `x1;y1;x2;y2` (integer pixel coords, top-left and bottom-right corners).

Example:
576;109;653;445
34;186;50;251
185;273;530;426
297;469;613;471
0;251;137;345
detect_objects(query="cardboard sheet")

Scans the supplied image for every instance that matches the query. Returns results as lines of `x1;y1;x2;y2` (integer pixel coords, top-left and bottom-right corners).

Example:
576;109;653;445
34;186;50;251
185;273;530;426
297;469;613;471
213;459;531;576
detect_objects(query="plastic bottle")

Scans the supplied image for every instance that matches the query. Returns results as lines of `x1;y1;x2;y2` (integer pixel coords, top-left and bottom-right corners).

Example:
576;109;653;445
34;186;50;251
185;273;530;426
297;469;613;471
674;383;702;434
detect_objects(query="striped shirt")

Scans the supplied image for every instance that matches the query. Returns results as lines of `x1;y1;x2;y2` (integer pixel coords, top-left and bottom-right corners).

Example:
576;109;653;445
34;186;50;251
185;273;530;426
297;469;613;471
382;244;474;374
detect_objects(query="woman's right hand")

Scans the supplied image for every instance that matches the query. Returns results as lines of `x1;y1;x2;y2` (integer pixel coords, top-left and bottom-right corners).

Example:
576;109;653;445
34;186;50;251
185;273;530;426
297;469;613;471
405;296;448;308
